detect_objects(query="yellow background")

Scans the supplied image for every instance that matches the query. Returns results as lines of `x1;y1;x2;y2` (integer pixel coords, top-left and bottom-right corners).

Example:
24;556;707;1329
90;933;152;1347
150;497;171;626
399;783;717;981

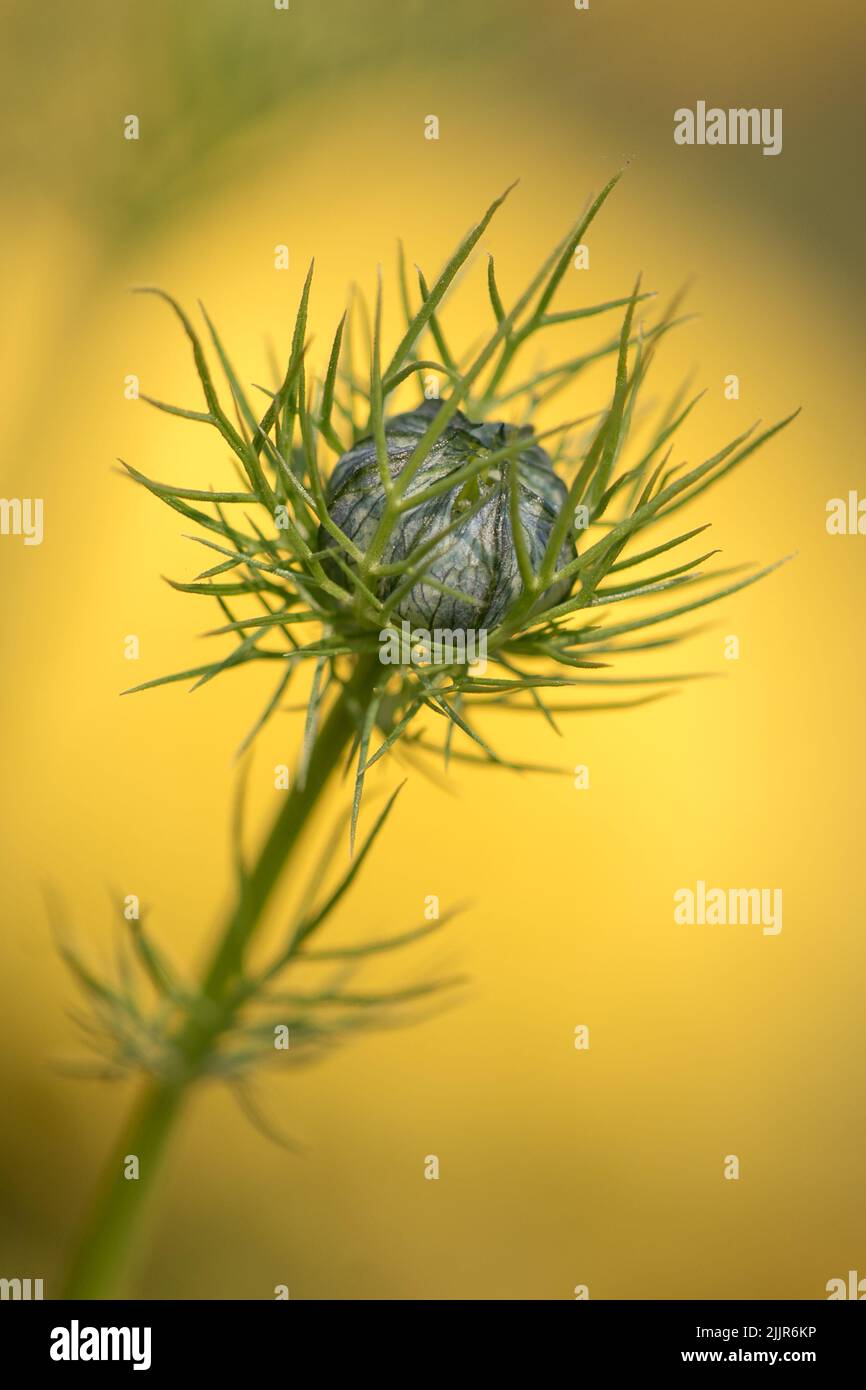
1;0;864;1298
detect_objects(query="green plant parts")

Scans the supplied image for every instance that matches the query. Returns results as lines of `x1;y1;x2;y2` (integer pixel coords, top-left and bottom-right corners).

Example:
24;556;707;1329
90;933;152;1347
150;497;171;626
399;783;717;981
59;172;797;1296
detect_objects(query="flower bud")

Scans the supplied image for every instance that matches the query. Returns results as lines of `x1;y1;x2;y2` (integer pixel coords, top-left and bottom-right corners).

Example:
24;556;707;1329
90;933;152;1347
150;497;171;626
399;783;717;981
323;402;574;630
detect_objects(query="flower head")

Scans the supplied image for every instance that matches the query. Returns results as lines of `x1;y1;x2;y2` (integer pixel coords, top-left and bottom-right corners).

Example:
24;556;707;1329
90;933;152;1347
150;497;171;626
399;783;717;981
124;175;795;833
323;400;573;630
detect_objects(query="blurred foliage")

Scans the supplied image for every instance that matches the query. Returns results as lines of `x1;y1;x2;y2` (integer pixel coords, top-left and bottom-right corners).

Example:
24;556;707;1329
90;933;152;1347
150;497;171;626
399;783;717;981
1;0;515;255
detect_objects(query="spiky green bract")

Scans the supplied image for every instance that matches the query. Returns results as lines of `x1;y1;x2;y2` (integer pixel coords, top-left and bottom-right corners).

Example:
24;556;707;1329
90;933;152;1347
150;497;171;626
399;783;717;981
124;175;794;836
55;786;463;1091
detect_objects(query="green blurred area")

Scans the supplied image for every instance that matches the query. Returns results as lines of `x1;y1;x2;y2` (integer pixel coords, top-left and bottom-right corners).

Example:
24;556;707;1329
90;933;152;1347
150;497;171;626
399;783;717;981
3;0;863;265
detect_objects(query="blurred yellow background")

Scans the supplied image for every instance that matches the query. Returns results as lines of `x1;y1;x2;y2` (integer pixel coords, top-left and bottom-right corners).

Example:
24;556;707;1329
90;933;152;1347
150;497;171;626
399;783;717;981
1;0;864;1298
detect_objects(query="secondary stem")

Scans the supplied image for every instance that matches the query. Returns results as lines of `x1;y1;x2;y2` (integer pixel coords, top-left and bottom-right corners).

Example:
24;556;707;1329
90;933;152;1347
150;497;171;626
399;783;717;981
61;654;379;1299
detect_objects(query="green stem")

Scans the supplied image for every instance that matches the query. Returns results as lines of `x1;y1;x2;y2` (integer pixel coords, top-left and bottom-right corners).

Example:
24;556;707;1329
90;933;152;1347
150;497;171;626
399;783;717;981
61;654;379;1298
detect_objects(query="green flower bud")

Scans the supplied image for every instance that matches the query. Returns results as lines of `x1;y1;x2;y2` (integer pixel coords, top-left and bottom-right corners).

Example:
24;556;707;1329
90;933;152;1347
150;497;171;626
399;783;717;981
323;402;574;630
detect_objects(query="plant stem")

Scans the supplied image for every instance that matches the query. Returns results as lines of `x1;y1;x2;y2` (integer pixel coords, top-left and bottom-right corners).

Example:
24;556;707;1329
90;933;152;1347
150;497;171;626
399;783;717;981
61;654;379;1298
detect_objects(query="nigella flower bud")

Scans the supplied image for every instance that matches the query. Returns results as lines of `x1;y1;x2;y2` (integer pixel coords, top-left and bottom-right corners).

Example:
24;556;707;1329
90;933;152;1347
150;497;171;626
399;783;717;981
323;402;574;630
